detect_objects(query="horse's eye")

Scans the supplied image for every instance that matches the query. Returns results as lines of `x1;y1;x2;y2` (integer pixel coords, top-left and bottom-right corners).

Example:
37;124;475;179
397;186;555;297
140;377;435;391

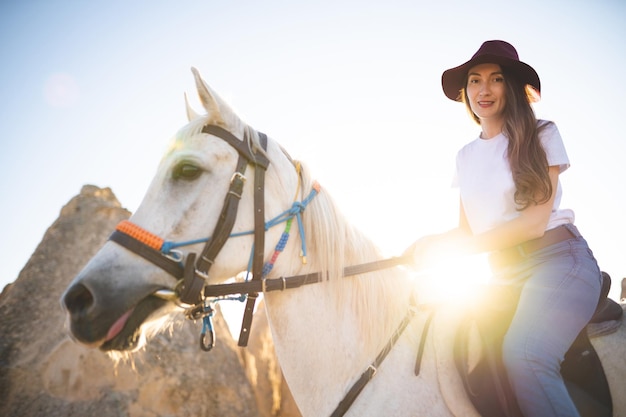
172;162;202;180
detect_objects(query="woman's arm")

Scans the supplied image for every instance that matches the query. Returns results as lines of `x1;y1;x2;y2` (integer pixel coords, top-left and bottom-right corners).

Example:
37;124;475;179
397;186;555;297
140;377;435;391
405;166;560;268
465;165;560;253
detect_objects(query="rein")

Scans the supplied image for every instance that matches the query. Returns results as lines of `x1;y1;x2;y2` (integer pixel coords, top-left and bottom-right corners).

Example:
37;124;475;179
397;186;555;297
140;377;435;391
108;123;417;417
202;256;411;297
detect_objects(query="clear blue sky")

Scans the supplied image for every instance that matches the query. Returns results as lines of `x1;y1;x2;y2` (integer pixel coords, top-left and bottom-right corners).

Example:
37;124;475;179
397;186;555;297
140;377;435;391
1;0;625;299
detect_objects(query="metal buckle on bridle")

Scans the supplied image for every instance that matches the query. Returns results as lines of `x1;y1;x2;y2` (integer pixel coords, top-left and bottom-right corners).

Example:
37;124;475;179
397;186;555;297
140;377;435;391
230;171;247;184
164;249;183;263
228;172;247;198
184;300;216;351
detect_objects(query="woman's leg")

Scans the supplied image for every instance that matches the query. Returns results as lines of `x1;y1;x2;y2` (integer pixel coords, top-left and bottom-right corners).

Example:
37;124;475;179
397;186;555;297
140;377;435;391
502;239;602;417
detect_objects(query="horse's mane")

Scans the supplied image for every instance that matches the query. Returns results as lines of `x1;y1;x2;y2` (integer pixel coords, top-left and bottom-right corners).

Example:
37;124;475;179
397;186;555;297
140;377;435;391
295;159;411;351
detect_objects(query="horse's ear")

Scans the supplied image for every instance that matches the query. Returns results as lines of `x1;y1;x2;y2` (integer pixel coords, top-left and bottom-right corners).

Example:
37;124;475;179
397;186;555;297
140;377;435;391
184;92;200;122
191;67;222;119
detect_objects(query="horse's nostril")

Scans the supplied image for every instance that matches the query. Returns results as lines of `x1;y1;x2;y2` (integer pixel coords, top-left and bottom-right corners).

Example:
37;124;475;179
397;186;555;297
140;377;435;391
63;283;94;315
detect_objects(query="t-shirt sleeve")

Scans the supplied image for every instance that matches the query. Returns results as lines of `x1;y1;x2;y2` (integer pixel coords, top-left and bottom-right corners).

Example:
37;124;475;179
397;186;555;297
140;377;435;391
540;120;570;173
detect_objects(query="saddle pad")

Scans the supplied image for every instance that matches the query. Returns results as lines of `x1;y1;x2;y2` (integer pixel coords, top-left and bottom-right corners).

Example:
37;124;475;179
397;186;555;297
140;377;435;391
588;319;621;338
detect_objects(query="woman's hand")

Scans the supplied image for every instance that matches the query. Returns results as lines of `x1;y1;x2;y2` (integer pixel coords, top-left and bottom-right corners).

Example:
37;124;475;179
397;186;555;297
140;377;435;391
403;234;445;271
403;230;472;271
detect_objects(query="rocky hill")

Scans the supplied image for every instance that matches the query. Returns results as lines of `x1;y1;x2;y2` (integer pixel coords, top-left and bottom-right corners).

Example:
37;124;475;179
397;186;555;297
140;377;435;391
0;185;300;417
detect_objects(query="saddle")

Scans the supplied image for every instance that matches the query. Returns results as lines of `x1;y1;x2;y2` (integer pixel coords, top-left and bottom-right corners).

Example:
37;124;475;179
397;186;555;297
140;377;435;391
454;271;623;417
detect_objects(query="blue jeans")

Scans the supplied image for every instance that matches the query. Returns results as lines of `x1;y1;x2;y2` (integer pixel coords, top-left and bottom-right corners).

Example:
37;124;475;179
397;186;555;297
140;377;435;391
492;231;602;417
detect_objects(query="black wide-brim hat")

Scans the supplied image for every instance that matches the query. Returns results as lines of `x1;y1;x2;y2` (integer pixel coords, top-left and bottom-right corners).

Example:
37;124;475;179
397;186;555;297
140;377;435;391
441;40;541;101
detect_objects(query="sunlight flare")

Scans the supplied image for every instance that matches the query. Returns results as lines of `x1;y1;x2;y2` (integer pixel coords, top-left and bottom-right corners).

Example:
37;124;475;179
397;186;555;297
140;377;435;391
413;253;492;305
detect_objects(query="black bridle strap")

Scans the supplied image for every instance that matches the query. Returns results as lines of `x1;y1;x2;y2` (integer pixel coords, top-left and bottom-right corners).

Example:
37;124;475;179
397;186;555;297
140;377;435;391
203;256;410;298
238;132;268;347
180;153;249;304
202;125;270;169
179;126;269;305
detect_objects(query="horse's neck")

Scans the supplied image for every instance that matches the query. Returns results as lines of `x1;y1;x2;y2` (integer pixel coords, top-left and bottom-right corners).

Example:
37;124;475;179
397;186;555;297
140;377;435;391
263;253;413;416
264;290;375;416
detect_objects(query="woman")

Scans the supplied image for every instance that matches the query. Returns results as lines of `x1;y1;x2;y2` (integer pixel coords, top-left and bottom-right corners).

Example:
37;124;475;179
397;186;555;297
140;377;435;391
406;40;602;416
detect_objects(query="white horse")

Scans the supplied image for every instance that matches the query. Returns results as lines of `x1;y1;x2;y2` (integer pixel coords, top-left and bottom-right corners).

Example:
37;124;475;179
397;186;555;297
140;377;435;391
62;69;626;417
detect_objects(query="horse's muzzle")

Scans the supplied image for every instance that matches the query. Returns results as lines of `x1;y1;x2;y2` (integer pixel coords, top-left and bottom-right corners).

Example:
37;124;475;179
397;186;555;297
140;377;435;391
62;279;171;351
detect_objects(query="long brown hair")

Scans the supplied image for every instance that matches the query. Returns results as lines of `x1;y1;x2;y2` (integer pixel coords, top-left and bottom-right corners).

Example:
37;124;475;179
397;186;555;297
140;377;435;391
461;67;552;210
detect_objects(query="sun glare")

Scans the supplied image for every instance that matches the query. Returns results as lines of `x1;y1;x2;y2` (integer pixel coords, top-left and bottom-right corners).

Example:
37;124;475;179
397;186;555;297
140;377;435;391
413;253;492;306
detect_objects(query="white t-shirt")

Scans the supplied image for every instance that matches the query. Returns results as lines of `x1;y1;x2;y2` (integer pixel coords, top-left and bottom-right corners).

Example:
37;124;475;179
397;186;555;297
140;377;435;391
453;120;575;235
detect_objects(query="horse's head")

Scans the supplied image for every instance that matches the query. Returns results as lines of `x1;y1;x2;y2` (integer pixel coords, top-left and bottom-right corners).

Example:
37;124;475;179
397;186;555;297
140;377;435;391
61;68;304;351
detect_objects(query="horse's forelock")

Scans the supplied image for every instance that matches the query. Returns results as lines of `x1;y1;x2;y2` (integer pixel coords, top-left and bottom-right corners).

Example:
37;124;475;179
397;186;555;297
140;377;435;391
244;126;270;163
176;116;208;143
173;114;252;149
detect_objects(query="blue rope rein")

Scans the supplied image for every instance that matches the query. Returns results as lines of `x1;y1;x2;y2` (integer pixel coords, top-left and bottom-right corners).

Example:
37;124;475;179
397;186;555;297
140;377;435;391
161;184;320;302
160;184;320;273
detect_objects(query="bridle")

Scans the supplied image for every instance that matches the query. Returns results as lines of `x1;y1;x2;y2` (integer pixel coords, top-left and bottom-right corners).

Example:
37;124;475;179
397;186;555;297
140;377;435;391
111;124;272;348
108;123;421;416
